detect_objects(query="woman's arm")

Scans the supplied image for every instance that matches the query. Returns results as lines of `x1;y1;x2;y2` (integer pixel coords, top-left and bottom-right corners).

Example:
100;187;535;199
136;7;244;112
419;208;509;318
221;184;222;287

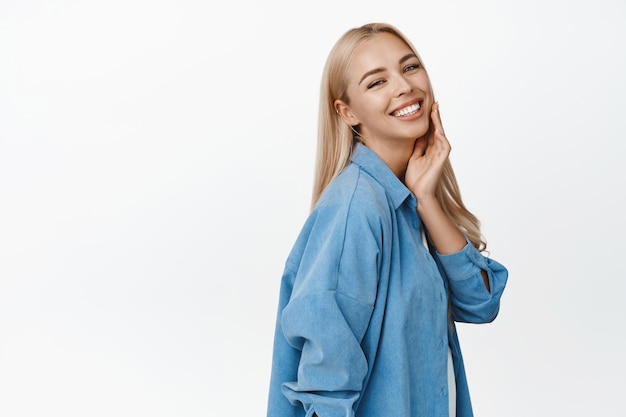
417;196;490;291
273;191;384;417
405;103;490;290
431;241;508;323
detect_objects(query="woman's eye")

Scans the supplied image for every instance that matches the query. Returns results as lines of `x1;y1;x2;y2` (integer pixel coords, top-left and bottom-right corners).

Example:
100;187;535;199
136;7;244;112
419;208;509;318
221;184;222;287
404;64;420;72
367;80;385;89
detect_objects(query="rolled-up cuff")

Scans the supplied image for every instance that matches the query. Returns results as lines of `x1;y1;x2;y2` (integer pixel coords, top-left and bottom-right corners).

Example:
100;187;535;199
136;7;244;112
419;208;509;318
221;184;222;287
435;239;487;281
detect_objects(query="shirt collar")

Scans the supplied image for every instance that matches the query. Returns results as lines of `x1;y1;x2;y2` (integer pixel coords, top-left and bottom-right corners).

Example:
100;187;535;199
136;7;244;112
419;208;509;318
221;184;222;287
351;142;414;210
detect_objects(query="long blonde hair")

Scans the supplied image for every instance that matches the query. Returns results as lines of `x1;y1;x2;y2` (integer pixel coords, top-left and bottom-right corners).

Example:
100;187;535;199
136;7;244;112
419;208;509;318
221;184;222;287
312;23;486;251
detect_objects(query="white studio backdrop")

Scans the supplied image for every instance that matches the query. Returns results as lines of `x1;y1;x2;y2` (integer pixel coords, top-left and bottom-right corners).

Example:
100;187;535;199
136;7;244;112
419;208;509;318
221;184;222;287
1;0;624;415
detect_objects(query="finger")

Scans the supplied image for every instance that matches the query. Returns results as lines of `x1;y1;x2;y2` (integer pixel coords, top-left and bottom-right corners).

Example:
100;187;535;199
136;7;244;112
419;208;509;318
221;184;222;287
431;101;445;136
411;136;427;158
430;102;451;155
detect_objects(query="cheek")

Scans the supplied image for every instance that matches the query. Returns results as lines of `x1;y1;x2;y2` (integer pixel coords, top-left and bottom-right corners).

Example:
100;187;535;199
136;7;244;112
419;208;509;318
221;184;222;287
419;75;433;95
348;89;392;122
350;100;376;121
360;95;389;114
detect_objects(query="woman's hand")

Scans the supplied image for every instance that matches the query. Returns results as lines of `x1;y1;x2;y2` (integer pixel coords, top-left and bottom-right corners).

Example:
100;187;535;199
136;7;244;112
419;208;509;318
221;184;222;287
404;101;450;202
405;102;466;254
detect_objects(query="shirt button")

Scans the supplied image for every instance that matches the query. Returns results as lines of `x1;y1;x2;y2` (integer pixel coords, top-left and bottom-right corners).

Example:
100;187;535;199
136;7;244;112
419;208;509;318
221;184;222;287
441;387;447;397
441;340;445;348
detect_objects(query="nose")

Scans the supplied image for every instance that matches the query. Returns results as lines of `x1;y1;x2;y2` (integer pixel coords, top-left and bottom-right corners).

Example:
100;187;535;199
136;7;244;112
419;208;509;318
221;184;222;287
393;74;412;97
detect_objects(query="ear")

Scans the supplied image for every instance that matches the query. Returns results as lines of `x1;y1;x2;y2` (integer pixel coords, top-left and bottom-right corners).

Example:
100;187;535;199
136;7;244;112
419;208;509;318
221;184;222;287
334;99;360;127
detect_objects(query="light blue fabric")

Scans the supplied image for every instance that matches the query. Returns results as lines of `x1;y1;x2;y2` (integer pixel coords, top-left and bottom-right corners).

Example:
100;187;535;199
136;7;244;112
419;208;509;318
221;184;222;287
267;143;508;417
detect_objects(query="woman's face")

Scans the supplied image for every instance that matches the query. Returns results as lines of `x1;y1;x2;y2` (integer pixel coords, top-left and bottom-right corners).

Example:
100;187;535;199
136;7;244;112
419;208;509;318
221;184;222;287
337;32;433;146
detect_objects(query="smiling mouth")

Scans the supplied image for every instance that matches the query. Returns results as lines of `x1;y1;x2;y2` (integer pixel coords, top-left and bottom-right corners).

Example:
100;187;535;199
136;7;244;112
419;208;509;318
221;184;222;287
392;101;421;117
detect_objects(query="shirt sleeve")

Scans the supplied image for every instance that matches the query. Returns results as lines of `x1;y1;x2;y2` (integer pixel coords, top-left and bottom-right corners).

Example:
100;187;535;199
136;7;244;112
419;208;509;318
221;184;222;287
431;239;508;323
278;195;384;417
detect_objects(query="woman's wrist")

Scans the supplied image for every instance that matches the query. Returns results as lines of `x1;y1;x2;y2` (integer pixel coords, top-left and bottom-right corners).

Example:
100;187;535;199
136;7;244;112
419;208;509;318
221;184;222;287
416;196;466;254
415;194;440;215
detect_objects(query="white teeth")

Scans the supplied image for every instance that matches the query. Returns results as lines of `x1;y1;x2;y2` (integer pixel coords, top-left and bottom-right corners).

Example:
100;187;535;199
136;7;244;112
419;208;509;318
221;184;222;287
393;103;420;117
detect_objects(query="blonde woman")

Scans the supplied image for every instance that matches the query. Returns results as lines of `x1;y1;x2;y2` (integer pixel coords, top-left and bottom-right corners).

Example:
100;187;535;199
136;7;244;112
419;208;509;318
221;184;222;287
267;23;508;417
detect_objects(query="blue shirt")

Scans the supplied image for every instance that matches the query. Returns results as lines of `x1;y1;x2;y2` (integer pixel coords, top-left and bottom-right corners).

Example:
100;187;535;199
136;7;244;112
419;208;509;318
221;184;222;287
267;143;508;417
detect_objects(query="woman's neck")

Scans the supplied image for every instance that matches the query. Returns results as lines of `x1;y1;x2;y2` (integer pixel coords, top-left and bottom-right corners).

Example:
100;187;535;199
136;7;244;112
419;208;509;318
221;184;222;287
361;137;416;180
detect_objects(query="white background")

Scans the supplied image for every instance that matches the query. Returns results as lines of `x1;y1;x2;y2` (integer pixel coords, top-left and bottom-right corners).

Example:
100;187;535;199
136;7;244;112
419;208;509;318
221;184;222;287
1;0;625;415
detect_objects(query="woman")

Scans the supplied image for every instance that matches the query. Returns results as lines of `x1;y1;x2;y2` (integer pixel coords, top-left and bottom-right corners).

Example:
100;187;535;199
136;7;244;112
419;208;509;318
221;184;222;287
267;23;508;417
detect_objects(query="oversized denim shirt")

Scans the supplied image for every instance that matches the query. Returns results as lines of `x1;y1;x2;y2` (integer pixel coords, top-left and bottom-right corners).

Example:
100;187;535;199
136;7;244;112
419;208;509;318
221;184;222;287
267;143;508;417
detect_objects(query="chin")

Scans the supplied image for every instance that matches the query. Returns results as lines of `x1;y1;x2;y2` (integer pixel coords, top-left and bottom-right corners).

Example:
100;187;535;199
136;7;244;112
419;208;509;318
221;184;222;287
408;123;430;139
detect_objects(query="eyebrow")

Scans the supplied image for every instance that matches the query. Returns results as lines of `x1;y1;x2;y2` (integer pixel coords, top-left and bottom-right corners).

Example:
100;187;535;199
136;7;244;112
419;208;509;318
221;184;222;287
358;53;419;85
